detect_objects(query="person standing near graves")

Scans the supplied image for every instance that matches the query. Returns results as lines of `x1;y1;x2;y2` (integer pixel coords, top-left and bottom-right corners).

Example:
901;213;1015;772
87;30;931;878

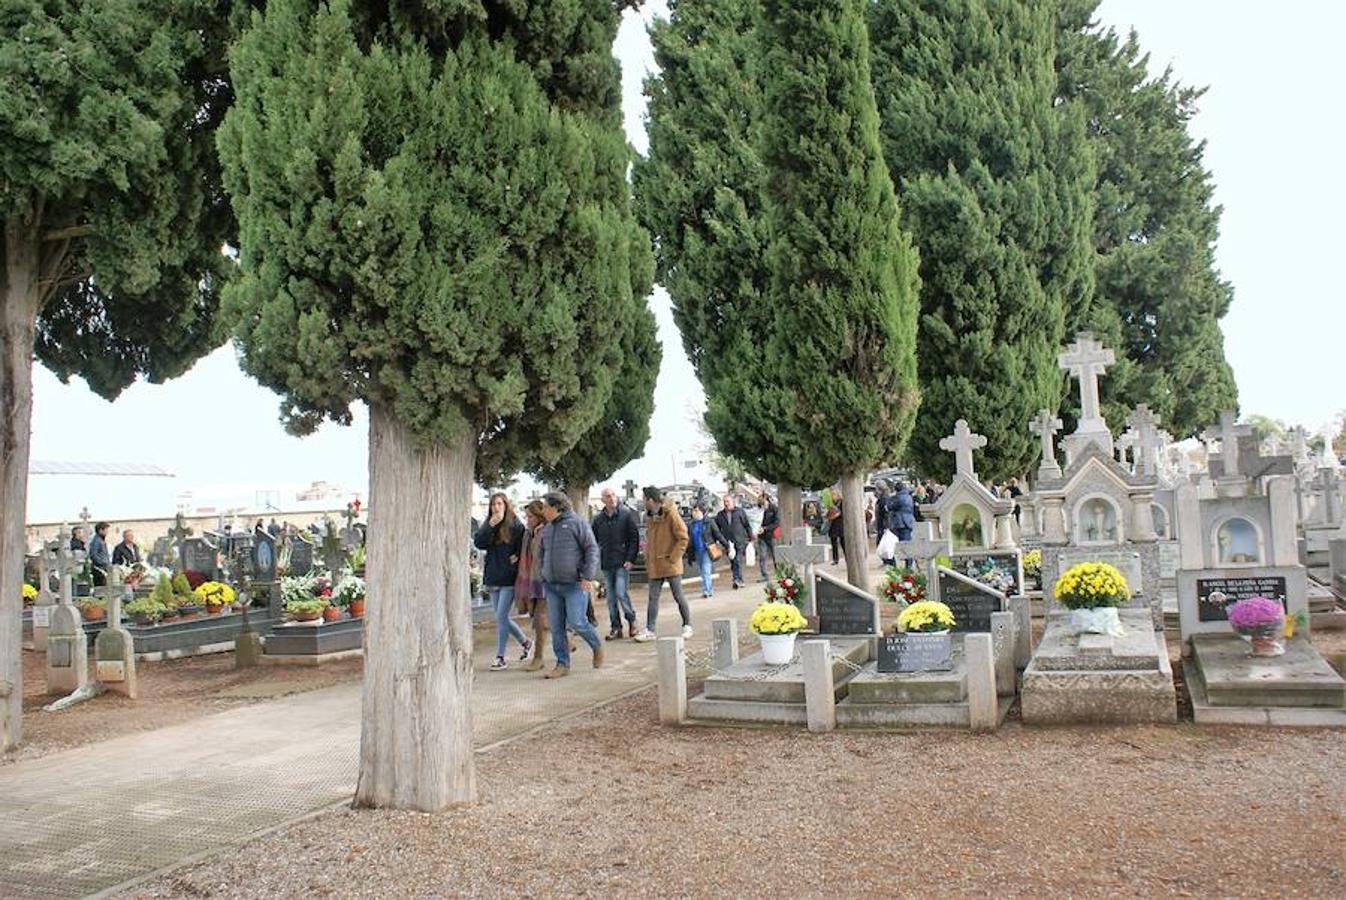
515;500;555;672
714;494;753;589
756;492;780;582
69;525;86;552
111;528;141;566
475;492;531;671
689;506;724;598
826;496;845;565
873;482;892;547
537;492;603;678
88;522;112;585
267;518;282;537
592;486;640;640
635;486;692;642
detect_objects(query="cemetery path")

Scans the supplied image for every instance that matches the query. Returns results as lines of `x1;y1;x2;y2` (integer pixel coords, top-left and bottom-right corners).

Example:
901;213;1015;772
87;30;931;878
0;569;810;900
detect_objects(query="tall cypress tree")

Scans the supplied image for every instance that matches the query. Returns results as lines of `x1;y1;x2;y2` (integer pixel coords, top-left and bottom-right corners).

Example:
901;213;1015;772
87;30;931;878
757;0;921;586
222;0;647;809
0;0;237;750
1058;1;1238;435
869;0;1095;482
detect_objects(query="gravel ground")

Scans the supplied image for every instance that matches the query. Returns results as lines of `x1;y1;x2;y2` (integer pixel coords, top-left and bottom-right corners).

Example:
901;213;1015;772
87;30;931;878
123;687;1346;899
9;649;362;766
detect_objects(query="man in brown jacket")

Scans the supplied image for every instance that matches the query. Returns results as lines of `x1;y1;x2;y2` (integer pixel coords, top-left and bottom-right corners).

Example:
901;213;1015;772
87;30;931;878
633;486;693;642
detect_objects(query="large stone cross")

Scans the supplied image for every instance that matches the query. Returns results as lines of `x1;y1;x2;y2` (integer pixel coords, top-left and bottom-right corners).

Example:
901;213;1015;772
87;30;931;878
1205;410;1253;478
1126;405;1162;477
1288;426;1310;465
1029;408;1063;478
1058;332;1115;430
776;527;831;567
1116;427;1139;470
939;419;987;479
622;479;638;500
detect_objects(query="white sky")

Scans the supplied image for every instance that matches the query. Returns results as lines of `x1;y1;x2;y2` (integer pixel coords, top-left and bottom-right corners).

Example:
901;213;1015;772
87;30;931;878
27;0;1345;522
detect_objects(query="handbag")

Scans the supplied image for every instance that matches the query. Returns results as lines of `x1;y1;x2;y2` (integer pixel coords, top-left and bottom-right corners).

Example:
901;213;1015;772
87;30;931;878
708;542;723;561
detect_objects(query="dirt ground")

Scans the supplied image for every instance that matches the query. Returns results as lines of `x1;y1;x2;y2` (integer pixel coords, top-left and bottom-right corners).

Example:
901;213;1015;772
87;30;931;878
9;648;363;766
121;685;1346;899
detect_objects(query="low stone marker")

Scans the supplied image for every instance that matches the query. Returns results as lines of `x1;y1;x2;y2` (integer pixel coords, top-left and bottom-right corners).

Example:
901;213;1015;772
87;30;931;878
711;618;739;671
94;588;137;699
657;636;687;724
800;640;835;733
46;574;88;696
965;633;997;733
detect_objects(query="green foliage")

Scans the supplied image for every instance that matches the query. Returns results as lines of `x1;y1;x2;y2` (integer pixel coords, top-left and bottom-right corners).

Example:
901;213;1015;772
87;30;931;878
870;0;1095;481
125;595;166;621
1245;414;1287;443
1057;1;1237;436
1;0;240;396
149;574;177;610
170;572;193;603
220;0;649;480
757;0;921;477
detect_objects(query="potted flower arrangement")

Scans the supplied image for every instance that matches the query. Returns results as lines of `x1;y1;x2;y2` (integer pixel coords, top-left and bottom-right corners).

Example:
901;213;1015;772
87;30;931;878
172;573;201;616
333;574;366;618
769;561;809;611
1022;549;1042;592
282;574;332;623
22;583;37;607
77;597;107;622
149;575;179;622
968;557;1015;595
749;600;808;665
896;600;956;634
286;598;328;622
193;581;236;615
1226;597;1287;657
125;596;167;627
1053;561;1130;635
878;566;926;607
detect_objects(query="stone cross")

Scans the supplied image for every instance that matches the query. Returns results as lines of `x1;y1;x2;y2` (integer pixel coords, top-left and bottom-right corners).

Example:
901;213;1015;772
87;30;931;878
939;419;987;479
79;507;92;534
1126;404;1163;478
343;502;358;531
1204;410;1253;479
1029;408;1063;478
1116;427;1139;471
623;479;638;500
321;521;346;574
1320;425;1340;471
895;522;953;585
1058;332;1115;431
775;527;831;616
1288;426;1309;465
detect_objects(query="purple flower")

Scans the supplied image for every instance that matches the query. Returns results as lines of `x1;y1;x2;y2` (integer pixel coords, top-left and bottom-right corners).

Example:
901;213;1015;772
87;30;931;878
1226;596;1284;630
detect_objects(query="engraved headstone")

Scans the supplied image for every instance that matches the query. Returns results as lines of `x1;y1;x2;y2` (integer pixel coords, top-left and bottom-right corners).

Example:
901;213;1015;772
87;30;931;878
815;571;879;635
877;632;954;673
935;568;1005;633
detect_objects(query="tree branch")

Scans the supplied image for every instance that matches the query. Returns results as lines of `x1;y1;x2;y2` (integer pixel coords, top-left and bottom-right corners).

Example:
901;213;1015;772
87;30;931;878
43;224;92;242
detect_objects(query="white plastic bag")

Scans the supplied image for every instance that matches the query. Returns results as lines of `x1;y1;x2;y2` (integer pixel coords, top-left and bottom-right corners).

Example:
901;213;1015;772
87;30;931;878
745;541;756;568
877;529;900;562
727;543;737;560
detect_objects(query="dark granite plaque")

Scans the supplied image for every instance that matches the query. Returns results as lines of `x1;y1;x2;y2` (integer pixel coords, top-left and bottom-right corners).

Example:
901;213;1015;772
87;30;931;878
181;538;218;579
816;577;876;635
253;532;277;582
288;539;314;577
937;570;1004;633
1196;575;1288;623
877;632;954;673
948;551;1021;596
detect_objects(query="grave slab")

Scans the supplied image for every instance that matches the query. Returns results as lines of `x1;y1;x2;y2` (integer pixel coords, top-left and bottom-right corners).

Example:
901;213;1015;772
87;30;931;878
1190;634;1346;709
698;637;870;705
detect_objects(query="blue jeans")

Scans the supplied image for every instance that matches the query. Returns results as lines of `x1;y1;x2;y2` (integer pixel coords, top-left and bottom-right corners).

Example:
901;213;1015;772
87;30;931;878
545;582;602;668
728;544;746;585
697;549;714;595
604;566;636;630
758;537;775;578
492;586;527;658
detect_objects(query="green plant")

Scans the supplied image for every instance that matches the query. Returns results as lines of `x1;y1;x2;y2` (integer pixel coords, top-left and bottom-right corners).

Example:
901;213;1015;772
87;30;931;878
349;543;367;571
76;597;106;612
149;574;177;610
332;575;365;608
171;573;196;605
285;599;328;616
125;596;166;622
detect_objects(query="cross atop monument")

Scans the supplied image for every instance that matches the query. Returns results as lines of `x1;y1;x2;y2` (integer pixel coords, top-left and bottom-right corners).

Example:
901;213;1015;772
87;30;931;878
1204;410;1252;479
939;420;987;479
1127;404;1162;478
1058;332;1115;431
622;479;638;500
79;507;92;530
1288;426;1309;465
1029;408;1063;478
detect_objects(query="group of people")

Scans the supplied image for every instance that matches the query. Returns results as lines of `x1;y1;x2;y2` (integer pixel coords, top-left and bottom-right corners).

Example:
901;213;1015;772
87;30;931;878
68;522;141;586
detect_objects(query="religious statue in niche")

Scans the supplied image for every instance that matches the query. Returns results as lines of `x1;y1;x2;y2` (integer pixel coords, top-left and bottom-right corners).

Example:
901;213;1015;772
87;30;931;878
949;504;984;550
1216;518;1260;564
1079;498;1119;544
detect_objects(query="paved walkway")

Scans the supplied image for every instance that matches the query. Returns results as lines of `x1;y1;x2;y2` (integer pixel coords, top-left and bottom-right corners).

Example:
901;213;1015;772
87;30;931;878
0;571;798;899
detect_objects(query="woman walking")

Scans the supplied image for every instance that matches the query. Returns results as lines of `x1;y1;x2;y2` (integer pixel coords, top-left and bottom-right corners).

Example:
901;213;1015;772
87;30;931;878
474;492;531;671
689;506;723;599
634;487;692;642
515;500;553;672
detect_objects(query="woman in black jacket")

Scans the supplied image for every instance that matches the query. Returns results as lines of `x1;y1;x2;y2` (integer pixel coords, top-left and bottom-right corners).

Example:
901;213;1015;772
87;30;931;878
474;492;530;671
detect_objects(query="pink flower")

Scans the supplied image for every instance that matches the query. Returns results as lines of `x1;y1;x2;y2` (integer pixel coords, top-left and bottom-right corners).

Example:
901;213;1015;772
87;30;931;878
1226;596;1284;630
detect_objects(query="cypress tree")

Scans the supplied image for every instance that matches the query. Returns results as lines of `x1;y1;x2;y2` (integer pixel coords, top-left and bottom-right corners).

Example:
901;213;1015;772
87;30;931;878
756;0;921;586
869;0;1095;482
221;0;647;809
1058;1;1238;435
0;0;236;749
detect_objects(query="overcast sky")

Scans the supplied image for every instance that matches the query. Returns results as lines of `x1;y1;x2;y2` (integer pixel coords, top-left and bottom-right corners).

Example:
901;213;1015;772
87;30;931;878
27;1;1345;522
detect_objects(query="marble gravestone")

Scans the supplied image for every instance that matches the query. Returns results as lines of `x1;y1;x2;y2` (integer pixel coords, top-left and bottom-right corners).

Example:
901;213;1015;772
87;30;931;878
814;570;880;636
934;568;1005;633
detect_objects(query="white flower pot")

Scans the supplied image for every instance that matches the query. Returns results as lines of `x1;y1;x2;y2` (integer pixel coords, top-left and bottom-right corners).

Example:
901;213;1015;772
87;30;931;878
759;631;798;665
1071;607;1123;636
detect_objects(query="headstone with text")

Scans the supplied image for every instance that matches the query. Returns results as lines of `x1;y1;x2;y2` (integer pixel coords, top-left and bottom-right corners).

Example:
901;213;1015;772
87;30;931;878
815;571;879;635
877;632;954;674
181;537;219;580
935;568;1005;633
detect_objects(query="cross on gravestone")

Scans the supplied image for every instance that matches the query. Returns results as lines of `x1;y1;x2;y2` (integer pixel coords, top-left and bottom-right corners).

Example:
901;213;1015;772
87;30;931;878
776;528;830;616
1116;427;1140;470
79;507;92;533
321;521;346;574
1289;426;1310;465
895;523;953;586
1203;410;1253;480
1127;404;1163;478
1319;424;1341;471
939;419;988;479
1029;408;1063;478
623;479;638;500
93;584;137;696
1058;333;1115;431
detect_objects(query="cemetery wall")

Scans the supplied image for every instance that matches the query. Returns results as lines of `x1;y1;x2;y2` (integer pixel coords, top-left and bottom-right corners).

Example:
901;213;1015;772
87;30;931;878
25;508;355;550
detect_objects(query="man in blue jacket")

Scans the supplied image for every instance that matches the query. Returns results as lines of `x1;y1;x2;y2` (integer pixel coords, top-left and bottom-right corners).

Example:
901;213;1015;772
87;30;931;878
592;487;640;640
88;521;112;587
538;492;604;679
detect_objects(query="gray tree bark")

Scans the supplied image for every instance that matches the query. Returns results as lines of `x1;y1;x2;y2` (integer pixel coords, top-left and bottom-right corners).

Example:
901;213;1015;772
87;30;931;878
564;483;591;520
354;404;476;810
778;482;802;542
1;216;38;750
840;470;870;590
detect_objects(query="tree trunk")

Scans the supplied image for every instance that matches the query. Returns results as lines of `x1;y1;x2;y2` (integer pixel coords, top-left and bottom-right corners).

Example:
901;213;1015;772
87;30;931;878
1;217;39;751
778;482;802;542
565;483;591;519
354;404;476;810
840;470;869;590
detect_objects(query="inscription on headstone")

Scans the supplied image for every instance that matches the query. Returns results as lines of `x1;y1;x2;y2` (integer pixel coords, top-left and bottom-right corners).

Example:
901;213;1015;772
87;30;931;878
948;551;1021;596
1196;576;1289;623
32;606;51;628
877;633;954;673
816;576;877;635
288;538;314;577
937;569;1004;633
181;538;218;578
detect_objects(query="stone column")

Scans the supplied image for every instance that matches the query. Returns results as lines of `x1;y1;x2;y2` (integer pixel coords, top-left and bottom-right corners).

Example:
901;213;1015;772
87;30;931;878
993;513;1017;549
1129;492;1157;543
1007;595;1032;669
1018;498;1039;541
1041;498;1067;545
801;640;836;734
1174;482;1204;569
990;611;1015;697
1268;476;1299;567
965;634;997;733
656;637;687;725
711;618;739;671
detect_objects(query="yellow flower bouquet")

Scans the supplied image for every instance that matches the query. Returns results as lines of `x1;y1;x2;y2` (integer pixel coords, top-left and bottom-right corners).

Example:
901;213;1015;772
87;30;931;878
1022;549;1042;578
193;581;237;610
22;583;37;606
897;600;956;634
1053;561;1130;610
750;600;808;635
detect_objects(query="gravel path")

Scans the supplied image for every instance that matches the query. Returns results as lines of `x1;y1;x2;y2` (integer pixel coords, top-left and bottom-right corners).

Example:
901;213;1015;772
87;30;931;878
124;689;1346;899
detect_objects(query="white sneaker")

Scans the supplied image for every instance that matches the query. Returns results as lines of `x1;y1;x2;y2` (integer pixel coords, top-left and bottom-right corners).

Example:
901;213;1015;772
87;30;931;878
633;629;656;643
681;624;694;640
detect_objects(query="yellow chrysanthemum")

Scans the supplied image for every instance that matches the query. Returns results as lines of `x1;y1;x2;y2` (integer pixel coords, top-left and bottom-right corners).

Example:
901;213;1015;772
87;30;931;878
1053;561;1129;610
750;601;807;635
897;600;956;633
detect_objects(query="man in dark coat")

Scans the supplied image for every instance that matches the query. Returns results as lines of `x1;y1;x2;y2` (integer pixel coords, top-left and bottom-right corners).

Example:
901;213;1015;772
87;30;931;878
757;492;780;582
714;494;753;589
592;486;641;640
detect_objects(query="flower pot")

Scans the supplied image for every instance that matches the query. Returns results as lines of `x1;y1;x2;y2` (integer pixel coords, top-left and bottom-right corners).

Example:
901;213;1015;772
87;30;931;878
348;599;365;618
207;603;225;616
758;631;798;666
177;604;202;618
161;608;180;621
1239;625;1286;657
292;610;321;623
80;606;106;622
321;606;342;623
131;613;156;627
1070;607;1123;636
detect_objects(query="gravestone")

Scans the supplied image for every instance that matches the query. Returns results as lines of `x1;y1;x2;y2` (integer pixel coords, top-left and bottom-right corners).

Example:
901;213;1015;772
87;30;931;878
93;587;137;697
775;527;830;615
320;522;347;574
31;540;59;652
288;536;314;576
46;574;89;695
181;536;219;579
169;513;192;571
877;632;954;674
946;550;1022;597
252;530;278;582
814;570;880;636
1030;408;1064;480
1194;574;1289;623
934;568;1005;633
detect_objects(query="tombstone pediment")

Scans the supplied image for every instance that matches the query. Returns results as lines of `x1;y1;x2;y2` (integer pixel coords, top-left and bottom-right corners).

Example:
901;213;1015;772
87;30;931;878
1037;444;1156;499
922;475;1012;552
